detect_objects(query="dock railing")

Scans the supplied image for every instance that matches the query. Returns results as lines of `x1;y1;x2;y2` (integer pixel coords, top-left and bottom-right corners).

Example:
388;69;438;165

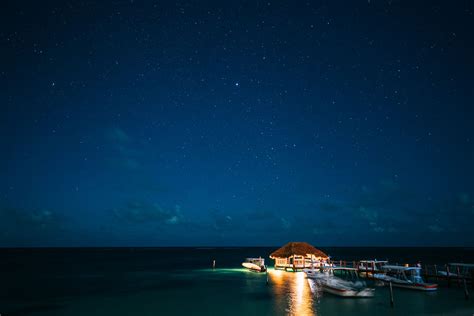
331;260;474;286
422;264;474;288
326;260;474;294
332;260;377;279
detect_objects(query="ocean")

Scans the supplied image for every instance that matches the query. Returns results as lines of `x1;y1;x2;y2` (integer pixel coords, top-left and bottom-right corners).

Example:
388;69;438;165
1;247;474;315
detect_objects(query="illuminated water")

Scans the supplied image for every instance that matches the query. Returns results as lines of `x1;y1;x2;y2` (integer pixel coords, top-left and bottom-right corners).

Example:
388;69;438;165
1;247;474;315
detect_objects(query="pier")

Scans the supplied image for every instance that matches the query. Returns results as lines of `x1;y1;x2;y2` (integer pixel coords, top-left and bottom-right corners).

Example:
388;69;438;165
422;263;474;288
331;260;474;287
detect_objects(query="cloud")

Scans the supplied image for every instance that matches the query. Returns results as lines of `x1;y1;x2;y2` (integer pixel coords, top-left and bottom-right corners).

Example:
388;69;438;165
423;193;473;234
280;217;291;230
210;209;235;231
346;180;474;237
359;206;378;222
370;222;385;233
0;207;63;230
353;180;404;209
428;225;443;233
106;127;132;143
458;193;470;205
112;202;183;225
105;127;143;170
0;206;68;246
246;209;275;221
121;157;140;170
318;201;345;213
95;179;474;245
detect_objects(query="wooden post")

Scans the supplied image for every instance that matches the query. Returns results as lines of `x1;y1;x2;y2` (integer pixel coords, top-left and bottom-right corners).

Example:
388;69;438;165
457;266;461;287
371;262;375;280
266;269;269;285
339;260;342;267
464;278;469;300
389;281;394;307
434;264;438;282
446;265;451;287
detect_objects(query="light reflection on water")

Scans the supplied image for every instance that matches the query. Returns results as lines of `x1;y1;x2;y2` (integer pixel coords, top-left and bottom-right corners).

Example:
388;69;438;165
269;269;316;315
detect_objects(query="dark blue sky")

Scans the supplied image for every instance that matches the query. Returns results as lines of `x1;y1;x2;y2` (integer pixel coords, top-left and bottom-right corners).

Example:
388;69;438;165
1;0;473;247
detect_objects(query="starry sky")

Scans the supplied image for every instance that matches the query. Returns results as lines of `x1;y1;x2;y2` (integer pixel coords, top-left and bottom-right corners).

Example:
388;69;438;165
1;0;473;247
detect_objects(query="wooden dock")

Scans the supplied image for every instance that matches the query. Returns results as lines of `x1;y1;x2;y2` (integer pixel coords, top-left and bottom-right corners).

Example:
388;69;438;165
422;264;474;288
331;260;474;287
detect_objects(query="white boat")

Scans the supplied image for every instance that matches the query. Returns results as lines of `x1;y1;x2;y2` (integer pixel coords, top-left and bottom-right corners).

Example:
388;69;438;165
373;265;437;291
305;267;374;298
302;262;333;279
357;260;388;277
242;257;266;272
303;267;325;280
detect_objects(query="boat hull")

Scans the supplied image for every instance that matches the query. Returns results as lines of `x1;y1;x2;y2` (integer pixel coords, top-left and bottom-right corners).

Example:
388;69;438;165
389;282;437;291
306;273;375;298
242;262;266;272
321;283;375;297
373;275;437;291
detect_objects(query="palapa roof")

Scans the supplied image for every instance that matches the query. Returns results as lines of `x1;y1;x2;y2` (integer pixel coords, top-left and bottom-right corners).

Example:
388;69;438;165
270;242;328;259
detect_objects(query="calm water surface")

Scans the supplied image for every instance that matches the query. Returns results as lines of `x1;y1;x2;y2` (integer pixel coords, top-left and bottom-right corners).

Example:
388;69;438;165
1;247;474;315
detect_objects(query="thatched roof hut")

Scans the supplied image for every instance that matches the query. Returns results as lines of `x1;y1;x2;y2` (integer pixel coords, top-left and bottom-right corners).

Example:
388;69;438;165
270;242;329;271
270;242;328;259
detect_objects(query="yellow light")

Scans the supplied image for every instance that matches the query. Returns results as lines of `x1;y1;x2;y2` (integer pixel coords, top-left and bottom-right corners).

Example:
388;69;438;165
268;269;315;315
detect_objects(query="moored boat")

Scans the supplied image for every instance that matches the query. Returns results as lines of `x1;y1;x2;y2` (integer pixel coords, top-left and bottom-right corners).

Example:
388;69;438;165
302;262;333;279
242;257;267;272
306;267;374;298
373;265;437;291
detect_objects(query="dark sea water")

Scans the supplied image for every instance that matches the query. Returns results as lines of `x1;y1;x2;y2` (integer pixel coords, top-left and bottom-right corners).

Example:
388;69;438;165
1;247;474;315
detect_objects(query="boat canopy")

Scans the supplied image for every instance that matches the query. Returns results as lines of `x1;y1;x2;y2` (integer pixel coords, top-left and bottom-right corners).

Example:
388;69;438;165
359;260;388;263
245;257;265;264
448;263;474;268
382;265;421;271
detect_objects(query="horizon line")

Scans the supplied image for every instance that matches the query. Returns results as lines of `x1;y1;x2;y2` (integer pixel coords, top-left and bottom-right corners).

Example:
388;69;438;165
1;245;473;249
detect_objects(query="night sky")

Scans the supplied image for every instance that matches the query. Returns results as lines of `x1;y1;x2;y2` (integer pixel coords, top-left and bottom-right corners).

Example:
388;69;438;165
1;1;473;247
